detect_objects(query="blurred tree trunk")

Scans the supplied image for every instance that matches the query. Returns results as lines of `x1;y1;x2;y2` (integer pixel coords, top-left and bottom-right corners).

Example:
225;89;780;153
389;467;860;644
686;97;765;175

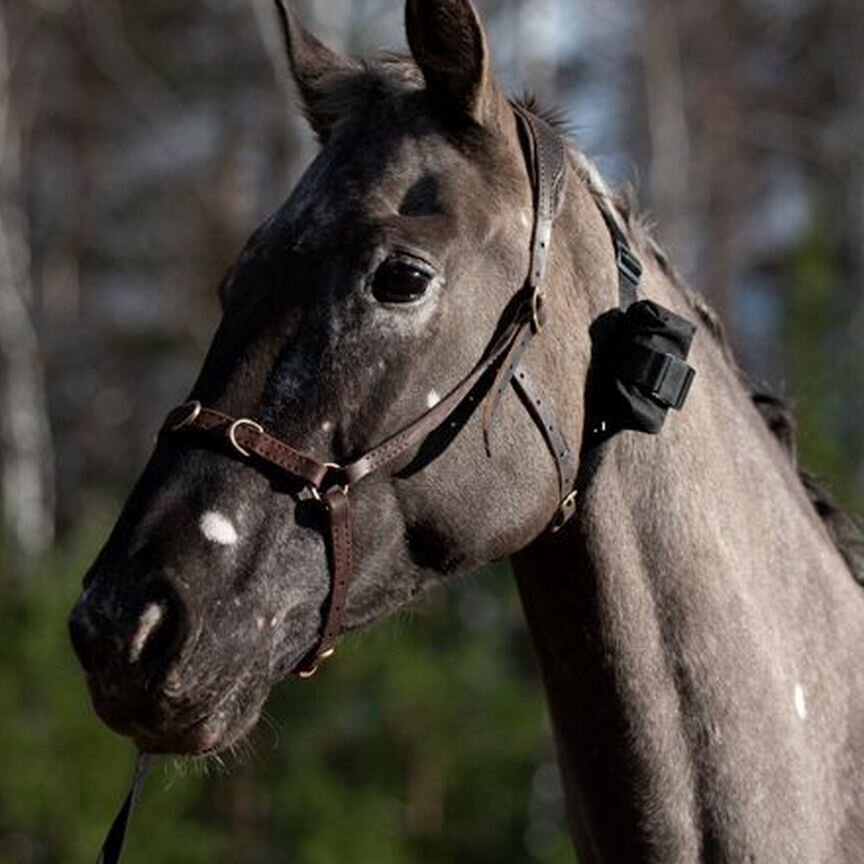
0;4;55;567
835;0;864;501
699;0;744;333
833;0;864;323
643;0;691;268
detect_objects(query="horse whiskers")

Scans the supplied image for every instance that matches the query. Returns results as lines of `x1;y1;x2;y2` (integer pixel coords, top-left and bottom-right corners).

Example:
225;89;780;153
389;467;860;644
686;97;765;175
173;750;227;778
225;736;258;767
258;710;282;751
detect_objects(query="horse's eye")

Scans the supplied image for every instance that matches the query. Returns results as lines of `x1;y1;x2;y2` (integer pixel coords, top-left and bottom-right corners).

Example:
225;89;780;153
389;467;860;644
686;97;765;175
372;259;432;304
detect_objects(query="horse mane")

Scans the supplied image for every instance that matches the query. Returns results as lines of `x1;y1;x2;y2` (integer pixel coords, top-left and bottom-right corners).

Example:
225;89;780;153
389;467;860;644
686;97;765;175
520;92;864;586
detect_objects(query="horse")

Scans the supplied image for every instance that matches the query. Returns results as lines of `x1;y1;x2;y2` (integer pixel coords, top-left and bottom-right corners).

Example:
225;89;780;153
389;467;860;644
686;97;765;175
69;1;864;860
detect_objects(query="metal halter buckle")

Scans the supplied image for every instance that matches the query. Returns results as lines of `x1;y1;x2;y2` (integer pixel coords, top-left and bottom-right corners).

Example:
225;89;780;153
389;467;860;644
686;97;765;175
308;464;348;503
296;647;336;680
531;290;546;333
166;400;202;432
227;418;264;457
550;490;578;534
616;242;643;286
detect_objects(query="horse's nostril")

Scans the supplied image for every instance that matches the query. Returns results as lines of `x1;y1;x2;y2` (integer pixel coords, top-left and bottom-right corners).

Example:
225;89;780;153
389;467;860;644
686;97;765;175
134;582;190;681
68;580;190;686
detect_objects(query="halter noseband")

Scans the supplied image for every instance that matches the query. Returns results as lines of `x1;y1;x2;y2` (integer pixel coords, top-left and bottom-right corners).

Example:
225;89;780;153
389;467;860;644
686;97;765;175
157;107;696;678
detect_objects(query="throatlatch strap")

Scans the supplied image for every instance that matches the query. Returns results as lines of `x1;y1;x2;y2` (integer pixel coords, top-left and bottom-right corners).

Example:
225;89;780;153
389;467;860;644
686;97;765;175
97;753;152;864
512;368;578;504
480;307;577;509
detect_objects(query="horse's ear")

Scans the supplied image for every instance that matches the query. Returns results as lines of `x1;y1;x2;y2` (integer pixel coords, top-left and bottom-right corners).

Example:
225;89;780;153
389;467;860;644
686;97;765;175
405;0;498;124
272;0;354;141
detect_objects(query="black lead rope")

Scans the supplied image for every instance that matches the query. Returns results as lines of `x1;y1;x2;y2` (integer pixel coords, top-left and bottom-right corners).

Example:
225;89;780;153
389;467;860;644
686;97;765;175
97;753;153;864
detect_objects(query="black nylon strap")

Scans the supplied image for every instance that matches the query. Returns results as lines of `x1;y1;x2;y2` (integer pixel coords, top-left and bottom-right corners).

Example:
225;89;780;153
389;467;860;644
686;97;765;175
599;208;642;310
96;753;152;864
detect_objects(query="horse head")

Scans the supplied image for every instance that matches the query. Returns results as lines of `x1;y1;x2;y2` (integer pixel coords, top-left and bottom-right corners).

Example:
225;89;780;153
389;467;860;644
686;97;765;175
69;0;620;755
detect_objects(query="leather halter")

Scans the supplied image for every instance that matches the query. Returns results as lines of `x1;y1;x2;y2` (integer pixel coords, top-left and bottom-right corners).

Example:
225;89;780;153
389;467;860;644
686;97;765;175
157;108;637;677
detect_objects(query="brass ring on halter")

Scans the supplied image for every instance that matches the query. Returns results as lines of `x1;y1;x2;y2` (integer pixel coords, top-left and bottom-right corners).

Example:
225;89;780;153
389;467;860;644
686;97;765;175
297;664;319;680
167;400;202;432
227;418;264;458
308;464;347;503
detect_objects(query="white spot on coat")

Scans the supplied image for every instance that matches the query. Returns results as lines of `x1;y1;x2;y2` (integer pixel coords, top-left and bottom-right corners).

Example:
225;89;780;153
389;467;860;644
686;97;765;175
426;390;441;409
130;603;164;663
794;684;807;720
321;420;333;433
200;511;239;546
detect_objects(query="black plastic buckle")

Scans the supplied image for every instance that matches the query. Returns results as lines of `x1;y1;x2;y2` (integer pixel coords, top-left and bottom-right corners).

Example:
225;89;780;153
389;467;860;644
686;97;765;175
616;242;643;286
650;352;695;411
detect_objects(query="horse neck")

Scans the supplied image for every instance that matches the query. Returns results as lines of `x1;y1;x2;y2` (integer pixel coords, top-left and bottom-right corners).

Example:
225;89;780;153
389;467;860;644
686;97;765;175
512;257;864;862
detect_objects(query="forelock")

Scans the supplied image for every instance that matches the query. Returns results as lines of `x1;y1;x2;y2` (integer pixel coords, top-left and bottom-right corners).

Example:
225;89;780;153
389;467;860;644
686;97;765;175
302;55;425;129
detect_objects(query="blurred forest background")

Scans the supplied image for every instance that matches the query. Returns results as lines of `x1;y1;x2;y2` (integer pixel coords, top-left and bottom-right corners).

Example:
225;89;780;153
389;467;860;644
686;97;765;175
0;0;861;862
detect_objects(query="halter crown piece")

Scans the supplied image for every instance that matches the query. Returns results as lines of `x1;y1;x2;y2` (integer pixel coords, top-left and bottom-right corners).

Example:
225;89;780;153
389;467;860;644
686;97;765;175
94;107;696;864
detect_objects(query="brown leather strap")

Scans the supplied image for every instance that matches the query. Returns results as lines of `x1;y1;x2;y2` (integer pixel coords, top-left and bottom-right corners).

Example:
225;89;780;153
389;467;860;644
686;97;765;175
342;310;531;486
511;366;577;502
482;108;566;449
481;317;578;521
319;489;352;656
482;313;542;455
295;487;352;677
481;107;578;527
162;403;330;488
513;104;567;293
